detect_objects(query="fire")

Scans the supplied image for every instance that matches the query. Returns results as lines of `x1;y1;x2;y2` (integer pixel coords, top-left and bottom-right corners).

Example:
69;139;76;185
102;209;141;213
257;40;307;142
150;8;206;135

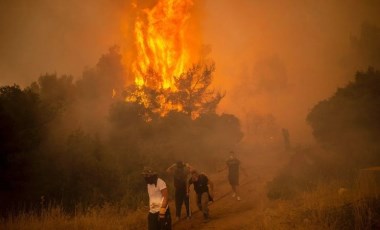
122;0;212;119
132;0;194;90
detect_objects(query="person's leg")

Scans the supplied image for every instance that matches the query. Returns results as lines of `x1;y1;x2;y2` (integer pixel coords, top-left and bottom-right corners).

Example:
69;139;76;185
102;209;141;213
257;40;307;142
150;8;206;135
175;190;182;219
184;193;191;218
229;176;236;196
230;175;240;199
235;185;241;200
196;193;202;211
235;174;240;200
166;207;172;229
159;207;172;230
231;184;236;195
201;192;210;219
148;212;159;230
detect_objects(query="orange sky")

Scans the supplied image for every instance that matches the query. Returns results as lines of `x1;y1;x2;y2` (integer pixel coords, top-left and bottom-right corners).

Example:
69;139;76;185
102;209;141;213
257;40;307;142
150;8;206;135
0;0;379;144
201;0;380;143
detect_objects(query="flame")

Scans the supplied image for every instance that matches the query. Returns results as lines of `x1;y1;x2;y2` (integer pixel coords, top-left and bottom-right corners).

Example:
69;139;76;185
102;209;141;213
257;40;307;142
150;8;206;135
132;0;194;90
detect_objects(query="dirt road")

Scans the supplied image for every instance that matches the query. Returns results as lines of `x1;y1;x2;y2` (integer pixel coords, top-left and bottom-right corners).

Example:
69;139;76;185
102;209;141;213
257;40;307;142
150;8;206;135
172;147;287;230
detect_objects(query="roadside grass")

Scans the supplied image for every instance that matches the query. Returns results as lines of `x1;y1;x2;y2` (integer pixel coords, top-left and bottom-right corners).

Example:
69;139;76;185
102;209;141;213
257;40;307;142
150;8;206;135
1;203;147;230
2;163;380;230
256;173;380;230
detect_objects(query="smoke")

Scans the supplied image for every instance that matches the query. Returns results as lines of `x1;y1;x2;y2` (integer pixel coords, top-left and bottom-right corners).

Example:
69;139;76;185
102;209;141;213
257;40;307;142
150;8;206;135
201;0;380;144
0;0;379;145
0;0;130;86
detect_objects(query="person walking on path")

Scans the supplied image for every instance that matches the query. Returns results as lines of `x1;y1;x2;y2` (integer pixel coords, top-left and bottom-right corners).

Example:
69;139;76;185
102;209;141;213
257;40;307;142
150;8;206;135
218;151;247;201
187;169;214;222
142;167;172;230
166;161;192;221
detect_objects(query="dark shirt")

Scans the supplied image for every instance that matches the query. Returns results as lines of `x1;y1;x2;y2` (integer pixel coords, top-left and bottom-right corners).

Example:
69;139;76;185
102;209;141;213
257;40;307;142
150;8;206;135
226;157;240;178
189;174;209;195
173;166;189;191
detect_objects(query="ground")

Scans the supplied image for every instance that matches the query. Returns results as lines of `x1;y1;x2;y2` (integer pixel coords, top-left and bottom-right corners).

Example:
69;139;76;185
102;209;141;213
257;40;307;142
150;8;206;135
171;145;288;230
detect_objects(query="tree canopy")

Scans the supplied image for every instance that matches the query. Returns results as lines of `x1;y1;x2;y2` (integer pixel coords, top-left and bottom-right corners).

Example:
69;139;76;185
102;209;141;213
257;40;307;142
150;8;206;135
307;67;380;166
125;62;224;119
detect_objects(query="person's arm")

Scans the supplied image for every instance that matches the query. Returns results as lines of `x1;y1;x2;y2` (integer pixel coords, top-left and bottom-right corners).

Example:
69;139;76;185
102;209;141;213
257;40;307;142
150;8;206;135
159;188;169;218
166;163;176;173
187;179;192;196
185;176;190;197
185;163;193;171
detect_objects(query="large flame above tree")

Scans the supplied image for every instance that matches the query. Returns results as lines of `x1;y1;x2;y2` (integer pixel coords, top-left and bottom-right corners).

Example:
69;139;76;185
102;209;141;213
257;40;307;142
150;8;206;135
125;0;222;119
133;0;194;90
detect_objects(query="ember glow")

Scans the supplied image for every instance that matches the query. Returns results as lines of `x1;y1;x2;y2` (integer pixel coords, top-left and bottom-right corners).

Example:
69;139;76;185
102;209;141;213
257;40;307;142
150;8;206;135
132;0;194;90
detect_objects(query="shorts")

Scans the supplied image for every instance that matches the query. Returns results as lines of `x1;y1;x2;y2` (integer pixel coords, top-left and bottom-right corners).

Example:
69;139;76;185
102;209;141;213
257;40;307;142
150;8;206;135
228;174;239;186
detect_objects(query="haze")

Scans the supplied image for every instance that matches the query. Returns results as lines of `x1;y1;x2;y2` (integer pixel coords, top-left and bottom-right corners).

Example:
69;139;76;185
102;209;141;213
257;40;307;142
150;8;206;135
1;0;379;144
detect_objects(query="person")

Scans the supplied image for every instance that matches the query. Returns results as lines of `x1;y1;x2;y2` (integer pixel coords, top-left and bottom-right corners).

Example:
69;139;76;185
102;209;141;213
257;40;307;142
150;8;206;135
187;169;214;222
282;128;291;151
166;161;192;221
219;151;247;201
142;167;172;230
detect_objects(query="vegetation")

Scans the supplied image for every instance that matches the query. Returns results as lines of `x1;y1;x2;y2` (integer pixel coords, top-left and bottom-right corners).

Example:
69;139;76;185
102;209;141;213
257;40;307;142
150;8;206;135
267;68;380;201
261;179;380;229
0;48;243;217
124;62;224;119
0;204;147;230
3;148;379;229
351;23;380;67
307;68;380;168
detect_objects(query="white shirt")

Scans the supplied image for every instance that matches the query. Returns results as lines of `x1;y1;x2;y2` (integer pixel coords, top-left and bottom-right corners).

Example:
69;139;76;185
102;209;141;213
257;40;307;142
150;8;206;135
147;178;167;213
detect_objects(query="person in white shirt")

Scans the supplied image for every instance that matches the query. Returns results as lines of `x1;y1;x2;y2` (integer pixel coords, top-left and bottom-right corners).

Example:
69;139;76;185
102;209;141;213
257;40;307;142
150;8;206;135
142;167;172;230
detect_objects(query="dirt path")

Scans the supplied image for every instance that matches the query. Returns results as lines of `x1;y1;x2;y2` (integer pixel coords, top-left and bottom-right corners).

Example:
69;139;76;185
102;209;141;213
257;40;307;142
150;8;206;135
171;147;287;230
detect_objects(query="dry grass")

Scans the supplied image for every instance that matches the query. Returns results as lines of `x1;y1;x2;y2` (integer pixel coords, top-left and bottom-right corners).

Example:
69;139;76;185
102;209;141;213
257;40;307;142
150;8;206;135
252;175;380;230
266;175;380;229
1;203;147;230
2;168;380;229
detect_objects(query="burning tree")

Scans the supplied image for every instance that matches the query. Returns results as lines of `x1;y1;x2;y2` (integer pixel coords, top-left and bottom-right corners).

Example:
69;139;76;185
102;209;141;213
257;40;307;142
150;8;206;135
121;0;224;119
169;63;224;117
125;62;224;119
